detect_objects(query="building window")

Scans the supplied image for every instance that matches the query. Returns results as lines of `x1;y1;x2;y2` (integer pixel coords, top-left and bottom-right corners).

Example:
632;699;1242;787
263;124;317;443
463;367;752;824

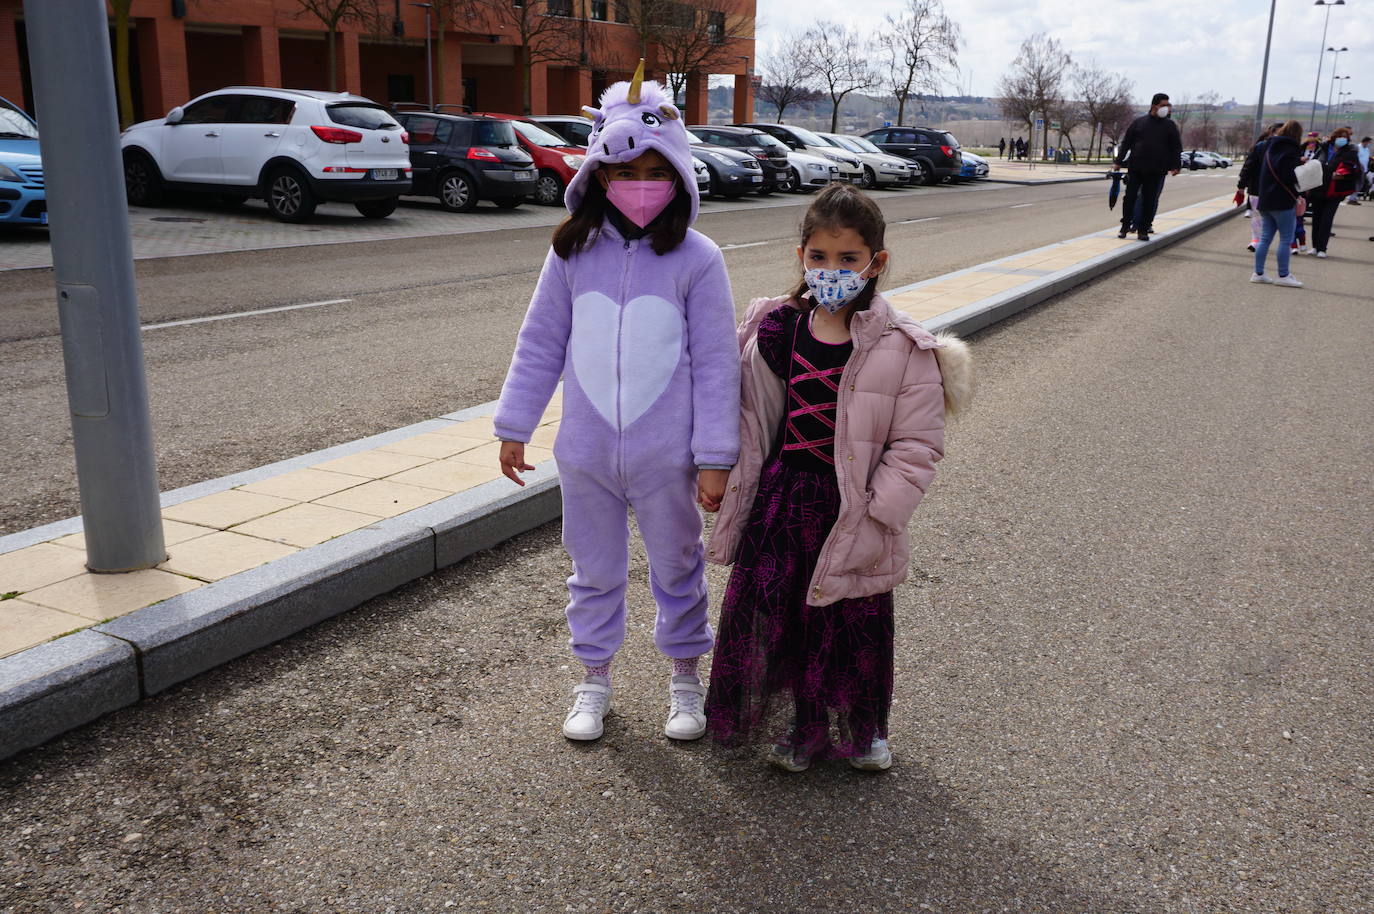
614;0;629;22
591;0;607;20
707;10;724;42
546;0;572;15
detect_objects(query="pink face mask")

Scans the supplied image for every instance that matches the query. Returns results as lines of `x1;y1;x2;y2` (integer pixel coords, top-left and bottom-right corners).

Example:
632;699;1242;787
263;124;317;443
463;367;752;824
604;179;677;228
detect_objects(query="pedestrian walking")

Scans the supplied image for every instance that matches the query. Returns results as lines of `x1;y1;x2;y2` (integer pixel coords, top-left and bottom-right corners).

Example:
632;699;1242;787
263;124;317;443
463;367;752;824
494;63;741;743
1236;123;1283;251
703;184;972;773
1250;119;1305;287
1306;126;1362;258
1349;136;1370;204
1112;92;1183;241
998;137;1006;159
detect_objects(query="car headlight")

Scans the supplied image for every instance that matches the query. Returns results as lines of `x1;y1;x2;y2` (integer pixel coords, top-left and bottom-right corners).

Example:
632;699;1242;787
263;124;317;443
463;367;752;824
806;162;827;171
0;163;24;183
562;154;585;169
821;152;843;163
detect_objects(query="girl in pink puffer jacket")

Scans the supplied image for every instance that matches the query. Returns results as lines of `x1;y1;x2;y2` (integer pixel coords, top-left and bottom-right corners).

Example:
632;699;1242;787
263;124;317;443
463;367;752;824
703;184;972;772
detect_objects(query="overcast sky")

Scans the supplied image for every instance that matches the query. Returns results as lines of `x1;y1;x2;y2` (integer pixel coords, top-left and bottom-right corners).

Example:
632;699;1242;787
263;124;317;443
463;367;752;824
755;0;1371;110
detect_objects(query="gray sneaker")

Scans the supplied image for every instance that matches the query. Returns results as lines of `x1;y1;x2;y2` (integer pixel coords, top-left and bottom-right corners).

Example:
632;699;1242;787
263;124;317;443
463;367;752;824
848;738;893;771
767;743;811;772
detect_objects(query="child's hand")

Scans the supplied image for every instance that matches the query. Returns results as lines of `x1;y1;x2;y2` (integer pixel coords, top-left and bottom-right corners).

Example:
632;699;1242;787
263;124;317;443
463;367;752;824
697;469;730;513
499;441;535;486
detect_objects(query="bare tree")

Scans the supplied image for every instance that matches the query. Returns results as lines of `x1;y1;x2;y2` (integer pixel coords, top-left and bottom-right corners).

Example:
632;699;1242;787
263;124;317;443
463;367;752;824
428;0;485;106
645;0;756;103
803;21;880;133
293;0;385;92
756;34;819;123
1100;89;1138;155
1075;60;1120;161
479;0;588;114
996;33;1072;157
1169;92;1193;142
1047;96;1085;157
878;0;961;126
1190;89;1221;149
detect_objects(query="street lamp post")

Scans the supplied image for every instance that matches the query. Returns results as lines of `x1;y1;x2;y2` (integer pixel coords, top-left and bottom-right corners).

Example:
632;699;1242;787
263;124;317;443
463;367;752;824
1310;0;1345;126
1327;74;1350;130
1254;0;1278;140
411;2;433;107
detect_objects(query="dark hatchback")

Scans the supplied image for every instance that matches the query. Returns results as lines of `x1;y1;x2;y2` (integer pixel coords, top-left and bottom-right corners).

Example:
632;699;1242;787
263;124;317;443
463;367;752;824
687;124;790;194
860;126;962;185
392;110;535;211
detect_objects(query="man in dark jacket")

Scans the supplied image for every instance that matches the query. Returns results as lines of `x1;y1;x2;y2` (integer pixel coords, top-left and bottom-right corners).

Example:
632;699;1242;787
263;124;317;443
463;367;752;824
1112;92;1183;241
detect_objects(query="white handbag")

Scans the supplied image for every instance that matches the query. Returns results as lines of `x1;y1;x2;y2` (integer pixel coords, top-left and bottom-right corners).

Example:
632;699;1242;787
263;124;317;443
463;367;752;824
1294;158;1324;193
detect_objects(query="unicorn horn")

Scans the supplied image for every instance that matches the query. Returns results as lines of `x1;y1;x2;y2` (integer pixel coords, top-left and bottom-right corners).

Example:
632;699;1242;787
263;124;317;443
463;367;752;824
627;58;645;105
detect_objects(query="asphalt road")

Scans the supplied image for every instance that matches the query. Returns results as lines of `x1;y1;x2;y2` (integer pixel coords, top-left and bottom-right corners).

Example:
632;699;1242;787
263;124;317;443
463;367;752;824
1;191;1369;913
0;172;1237;534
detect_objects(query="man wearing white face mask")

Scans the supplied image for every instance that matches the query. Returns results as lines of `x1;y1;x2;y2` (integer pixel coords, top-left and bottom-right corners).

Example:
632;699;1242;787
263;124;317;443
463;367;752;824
1112;92;1183;242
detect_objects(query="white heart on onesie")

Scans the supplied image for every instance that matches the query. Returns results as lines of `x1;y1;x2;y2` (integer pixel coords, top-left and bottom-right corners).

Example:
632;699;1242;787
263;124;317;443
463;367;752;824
570;291;684;430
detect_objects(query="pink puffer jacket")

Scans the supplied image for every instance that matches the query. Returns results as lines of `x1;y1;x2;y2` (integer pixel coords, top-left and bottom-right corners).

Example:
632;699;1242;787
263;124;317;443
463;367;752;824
705;293;972;606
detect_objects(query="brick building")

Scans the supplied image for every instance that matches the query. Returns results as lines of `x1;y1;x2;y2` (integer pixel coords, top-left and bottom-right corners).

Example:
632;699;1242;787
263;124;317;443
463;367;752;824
0;0;755;126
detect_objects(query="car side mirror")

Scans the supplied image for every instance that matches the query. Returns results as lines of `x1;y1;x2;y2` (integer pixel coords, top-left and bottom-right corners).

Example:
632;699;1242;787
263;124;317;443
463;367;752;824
165;106;184;125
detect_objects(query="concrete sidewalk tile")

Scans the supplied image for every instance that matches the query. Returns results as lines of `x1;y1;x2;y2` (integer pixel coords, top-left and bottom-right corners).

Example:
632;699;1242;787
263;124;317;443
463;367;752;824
527;424;559;449
22;568;203;620
377;431;486;459
0;601;90;659
0;543;90;594
966;274;1031;293
160;531;299;581
899;300;955;321
240;467;371;501
388;457;505;493
448;440;553;468
310;449;432;479
162;489;298;528
437;415;497;440
231;503;379;548
314;479;449;518
52;520;216;552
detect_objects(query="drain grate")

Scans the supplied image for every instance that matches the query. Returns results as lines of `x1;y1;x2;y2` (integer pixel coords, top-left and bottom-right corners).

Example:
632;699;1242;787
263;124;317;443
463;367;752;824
150;216;206;223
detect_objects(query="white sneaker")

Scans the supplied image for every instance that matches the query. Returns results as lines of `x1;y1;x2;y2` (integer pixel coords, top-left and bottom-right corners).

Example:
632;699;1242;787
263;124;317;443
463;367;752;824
563;680;612;740
1249;273;1273;284
1298;245;1310;254
1315;251;1328;258
848;738;893;771
1273;273;1303;288
664;675;707;740
767;743;811;772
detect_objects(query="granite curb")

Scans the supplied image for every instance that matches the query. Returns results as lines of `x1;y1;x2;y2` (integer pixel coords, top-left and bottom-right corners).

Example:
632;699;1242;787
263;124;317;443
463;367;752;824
0;201;1238;761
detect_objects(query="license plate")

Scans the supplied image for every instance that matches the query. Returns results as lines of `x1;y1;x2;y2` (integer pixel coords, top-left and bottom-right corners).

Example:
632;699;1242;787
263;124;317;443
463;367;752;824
513;171;533;180
750;175;762;183
371;169;399;180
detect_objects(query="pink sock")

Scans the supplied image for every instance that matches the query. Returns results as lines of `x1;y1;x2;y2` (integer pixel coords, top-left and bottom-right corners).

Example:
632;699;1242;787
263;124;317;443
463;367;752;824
671;657;700;678
583;660;612;683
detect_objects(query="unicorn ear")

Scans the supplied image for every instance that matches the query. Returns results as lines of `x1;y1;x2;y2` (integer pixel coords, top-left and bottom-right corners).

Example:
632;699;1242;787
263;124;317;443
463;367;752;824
581;106;601;121
657;104;680;121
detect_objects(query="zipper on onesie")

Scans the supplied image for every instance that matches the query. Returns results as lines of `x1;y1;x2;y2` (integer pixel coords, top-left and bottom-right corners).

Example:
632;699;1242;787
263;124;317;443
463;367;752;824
615;237;638;485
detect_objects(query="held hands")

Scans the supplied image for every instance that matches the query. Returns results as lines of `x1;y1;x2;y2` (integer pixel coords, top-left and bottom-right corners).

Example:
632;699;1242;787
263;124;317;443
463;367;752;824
499;440;535;486
697;469;729;513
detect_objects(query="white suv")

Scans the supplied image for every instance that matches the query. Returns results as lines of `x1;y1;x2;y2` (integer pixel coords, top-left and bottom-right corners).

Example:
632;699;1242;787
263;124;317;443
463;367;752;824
121;87;412;222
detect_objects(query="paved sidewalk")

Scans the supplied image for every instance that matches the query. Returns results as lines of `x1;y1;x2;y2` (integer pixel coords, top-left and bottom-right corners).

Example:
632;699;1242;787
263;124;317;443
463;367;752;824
982;159;1110;184
0;191;1243;757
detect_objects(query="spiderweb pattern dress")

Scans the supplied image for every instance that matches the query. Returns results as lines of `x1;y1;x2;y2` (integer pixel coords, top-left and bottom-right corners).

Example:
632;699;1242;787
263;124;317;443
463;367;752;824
706;305;895;760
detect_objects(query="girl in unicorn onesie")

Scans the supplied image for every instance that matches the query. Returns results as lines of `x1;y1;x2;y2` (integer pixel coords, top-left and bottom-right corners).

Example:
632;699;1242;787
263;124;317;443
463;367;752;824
494;62;740;743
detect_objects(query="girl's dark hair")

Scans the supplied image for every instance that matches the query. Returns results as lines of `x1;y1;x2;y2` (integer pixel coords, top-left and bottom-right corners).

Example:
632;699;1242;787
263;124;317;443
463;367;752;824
790;182;888;312
551;172;691;258
1278;120;1303;141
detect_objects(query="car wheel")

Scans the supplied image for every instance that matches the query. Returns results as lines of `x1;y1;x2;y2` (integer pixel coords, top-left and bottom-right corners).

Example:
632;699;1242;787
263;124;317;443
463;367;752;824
123;151;164;207
533;170;564;206
861;166;877;189
904;159;925;186
754;183;774;196
437;171;478;212
492;197;523;209
775;168;798;193
919;161;939;186
265;167;317;222
355;197;399;219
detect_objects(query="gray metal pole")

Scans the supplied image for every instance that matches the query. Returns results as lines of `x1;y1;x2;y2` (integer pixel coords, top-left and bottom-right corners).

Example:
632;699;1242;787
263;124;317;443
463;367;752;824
1310;4;1333;127
24;0;165;571
1254;0;1277;140
1325;56;1344;132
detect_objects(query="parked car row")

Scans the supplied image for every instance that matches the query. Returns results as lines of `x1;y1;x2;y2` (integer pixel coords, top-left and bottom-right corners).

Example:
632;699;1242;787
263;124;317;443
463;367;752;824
1182;149;1231;170
0;95;46;226
107;84;982;223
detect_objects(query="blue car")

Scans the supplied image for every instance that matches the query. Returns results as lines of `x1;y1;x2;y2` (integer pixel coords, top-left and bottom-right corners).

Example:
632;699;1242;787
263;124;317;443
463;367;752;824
0;96;46;226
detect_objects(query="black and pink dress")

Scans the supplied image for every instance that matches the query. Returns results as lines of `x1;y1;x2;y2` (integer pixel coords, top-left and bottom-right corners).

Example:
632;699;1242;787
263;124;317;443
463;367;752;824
706;306;894;760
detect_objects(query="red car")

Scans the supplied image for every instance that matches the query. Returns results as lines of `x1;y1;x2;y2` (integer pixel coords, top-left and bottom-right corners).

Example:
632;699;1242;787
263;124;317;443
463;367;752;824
470;112;586;206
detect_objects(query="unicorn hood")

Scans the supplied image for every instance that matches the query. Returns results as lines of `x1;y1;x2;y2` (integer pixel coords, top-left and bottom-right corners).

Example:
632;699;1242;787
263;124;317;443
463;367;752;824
564;60;701;224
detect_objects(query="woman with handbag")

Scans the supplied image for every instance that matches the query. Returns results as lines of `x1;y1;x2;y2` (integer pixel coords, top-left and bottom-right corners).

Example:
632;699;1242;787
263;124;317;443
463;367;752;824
1251;120;1306;288
1307;127;1362;258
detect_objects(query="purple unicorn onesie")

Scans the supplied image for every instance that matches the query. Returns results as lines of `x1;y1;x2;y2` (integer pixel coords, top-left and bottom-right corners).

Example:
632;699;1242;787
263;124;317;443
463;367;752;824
493;65;741;718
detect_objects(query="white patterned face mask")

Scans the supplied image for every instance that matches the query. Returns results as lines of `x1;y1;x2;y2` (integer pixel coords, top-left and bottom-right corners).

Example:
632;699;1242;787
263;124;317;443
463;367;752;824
803;257;878;313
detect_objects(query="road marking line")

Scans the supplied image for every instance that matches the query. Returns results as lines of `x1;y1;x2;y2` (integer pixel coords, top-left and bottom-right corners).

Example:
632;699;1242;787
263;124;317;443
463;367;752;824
1009;203;1035;209
142;299;352;331
898;217;941;224
719;241;770;251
